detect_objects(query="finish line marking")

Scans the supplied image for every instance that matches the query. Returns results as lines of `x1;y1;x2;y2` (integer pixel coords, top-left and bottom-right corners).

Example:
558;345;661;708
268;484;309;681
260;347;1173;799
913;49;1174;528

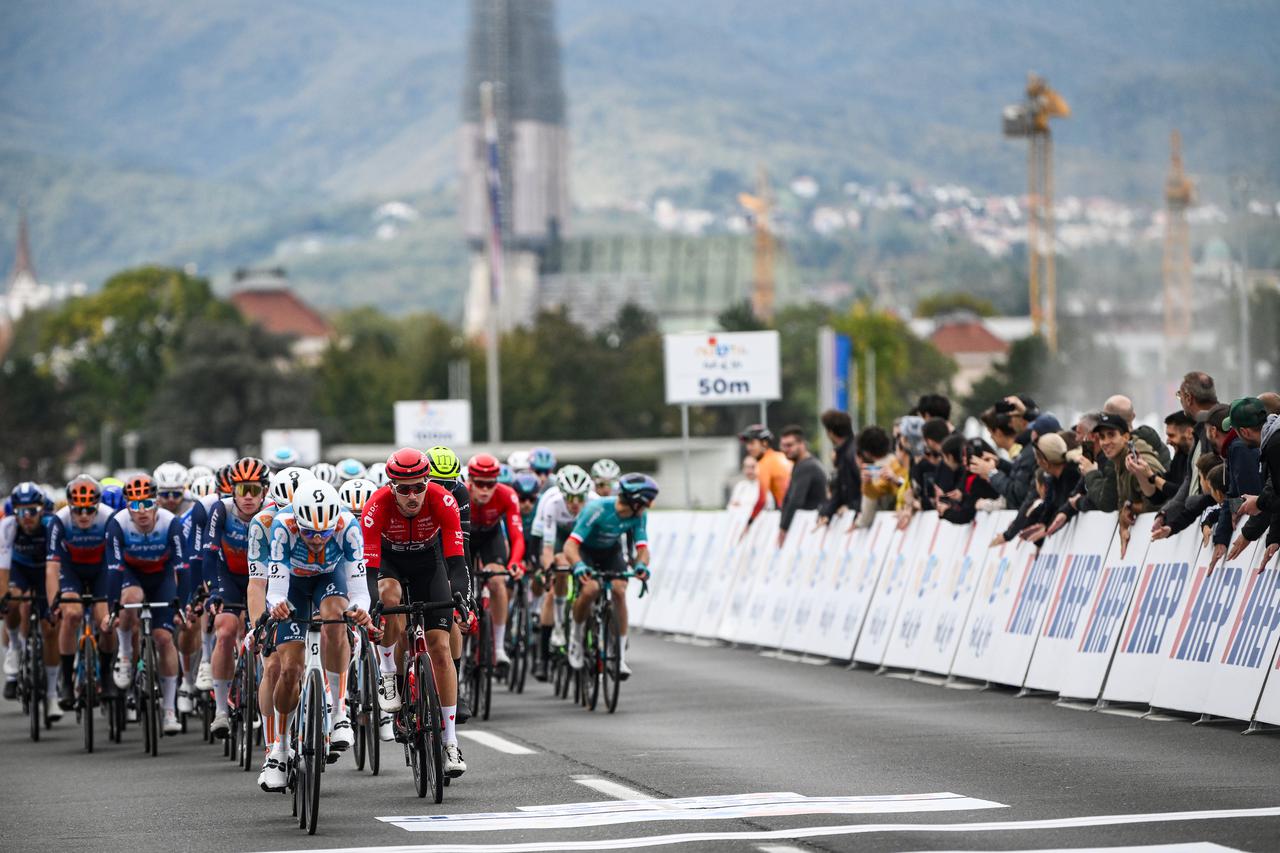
456;731;537;755
376;791;1004;832
570;775;656;801
262;805;1280;852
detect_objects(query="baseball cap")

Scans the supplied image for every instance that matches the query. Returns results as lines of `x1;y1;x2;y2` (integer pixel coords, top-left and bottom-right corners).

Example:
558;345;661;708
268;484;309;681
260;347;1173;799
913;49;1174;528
1035;433;1068;464
1223;397;1266;432
1091;413;1130;434
1030;413;1061;436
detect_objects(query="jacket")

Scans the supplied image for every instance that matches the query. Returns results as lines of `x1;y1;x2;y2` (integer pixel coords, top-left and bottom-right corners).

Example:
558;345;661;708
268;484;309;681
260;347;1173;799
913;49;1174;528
819;437;861;520
989;442;1036;509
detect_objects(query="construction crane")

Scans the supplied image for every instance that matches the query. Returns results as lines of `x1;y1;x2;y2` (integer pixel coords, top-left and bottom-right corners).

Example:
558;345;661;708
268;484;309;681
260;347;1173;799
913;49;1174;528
1162;130;1194;346
738;166;776;323
1003;73;1070;351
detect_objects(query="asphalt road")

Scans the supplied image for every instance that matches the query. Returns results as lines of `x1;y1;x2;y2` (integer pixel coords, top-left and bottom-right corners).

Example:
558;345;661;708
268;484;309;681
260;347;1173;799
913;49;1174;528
1;633;1277;853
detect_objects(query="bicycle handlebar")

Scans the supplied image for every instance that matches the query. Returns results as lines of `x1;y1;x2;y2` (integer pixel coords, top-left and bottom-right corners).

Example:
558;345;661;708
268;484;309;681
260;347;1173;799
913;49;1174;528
372;591;470;620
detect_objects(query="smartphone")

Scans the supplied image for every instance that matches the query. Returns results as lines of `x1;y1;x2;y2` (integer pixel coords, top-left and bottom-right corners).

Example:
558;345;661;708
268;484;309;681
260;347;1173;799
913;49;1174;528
1127;439;1138;460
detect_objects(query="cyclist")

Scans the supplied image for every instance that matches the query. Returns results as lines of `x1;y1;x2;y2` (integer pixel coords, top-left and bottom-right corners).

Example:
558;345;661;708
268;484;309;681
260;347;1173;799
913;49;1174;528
215;464;235;499
529;447;557;492
189;475;217;501
187;465;214;483
203;456;269;738
1;482;57;710
591;459;621;497
268;447;299;473
507;451;532;475
740;424;791;524
262;482;372;791
426;445;473;722
310;462;340;487
104;474;189;734
466;454;525;670
565;473;657;679
336;458;367;483
363;447;468;775
154;461;207;713
511;474;549;678
366;462;388;488
338;478;377;516
248;466;313;787
497;464;515;487
533;465;594;658
47;476;117;709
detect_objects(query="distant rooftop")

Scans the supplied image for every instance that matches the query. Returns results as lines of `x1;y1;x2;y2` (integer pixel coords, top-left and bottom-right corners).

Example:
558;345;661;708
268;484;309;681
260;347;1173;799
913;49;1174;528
229;268;332;340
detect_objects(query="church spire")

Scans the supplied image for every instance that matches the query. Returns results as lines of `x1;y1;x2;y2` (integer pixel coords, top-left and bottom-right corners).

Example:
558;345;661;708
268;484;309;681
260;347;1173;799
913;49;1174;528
10;211;35;284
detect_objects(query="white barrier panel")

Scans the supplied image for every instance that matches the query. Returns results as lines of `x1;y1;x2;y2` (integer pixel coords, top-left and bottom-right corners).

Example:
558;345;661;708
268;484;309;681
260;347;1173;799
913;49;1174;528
949;532;1040;684
780;512;856;656
880;518;974;672
1253;637;1280;725
854;512;940;666
914;512;1003;676
1201;560;1280;722
1023;513;1119;693
1055;521;1153;702
671;511;742;633
630;512;691;630
644;512;710;634
693;510;756;638
1099;525;1201;705
791;513;893;659
740;513;816;648
773;511;833;653
717;513;781;644
1149;538;1267;717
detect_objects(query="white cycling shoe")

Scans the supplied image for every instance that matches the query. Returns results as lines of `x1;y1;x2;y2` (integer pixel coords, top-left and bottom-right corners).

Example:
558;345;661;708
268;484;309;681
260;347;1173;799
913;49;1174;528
177;689;194;715
211;712;230;739
567;637;584;670
494;647;511;667
113;656;133;690
329;715;354;759
260;752;288;792
376;673;401;712
378;714;395;742
549;625;566;648
163;709;182;735
3;645;19;677
444;743;467;777
194;662;214;692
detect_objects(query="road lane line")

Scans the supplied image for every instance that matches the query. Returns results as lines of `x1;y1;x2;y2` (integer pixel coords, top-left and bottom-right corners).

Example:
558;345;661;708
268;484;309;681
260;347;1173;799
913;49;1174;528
456;730;537;755
570;775;657;800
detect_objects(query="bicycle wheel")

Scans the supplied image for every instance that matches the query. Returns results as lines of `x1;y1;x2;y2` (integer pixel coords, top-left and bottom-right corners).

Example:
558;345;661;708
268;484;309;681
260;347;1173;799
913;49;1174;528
406;656;427;798
480;609;493;721
349;655;366;771
304;669;325;835
420;654;445;803
144;636;160;756
512;598;529;694
28;638;42;742
602;605;622;713
82;638;97;752
240;652;258;771
364;641;381;775
585;617;601;711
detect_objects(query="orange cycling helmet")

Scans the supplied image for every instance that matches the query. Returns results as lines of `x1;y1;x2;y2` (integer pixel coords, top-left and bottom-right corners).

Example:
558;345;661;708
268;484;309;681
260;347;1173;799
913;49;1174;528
66;475;102;509
386;447;430;480
229;456;269;485
124;473;157;502
216;464;235;495
467;453;501;480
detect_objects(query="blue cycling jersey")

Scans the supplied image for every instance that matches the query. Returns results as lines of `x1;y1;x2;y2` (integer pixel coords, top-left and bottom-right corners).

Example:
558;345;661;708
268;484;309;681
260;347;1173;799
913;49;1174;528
0;514;51;570
568;497;648;550
47;505;113;569
177;500;208;584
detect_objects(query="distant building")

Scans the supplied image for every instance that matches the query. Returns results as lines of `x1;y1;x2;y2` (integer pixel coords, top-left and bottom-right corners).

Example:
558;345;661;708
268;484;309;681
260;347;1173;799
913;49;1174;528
0;214;86;358
909;313;1017;396
228;267;334;365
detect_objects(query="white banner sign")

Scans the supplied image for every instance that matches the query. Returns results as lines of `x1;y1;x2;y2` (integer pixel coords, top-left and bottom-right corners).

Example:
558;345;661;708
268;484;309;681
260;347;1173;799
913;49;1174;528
261;429;321;467
394;399;472;448
663;331;781;405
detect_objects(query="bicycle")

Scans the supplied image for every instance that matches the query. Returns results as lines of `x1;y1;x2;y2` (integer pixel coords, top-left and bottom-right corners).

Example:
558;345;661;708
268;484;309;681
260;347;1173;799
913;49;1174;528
375;590;468;803
114;598;178;757
505;572;531;694
52;591;111;752
218;603;257;771
347;623;381;776
8;593;52;741
542;567;575;701
461;569;507;722
577;568;646;714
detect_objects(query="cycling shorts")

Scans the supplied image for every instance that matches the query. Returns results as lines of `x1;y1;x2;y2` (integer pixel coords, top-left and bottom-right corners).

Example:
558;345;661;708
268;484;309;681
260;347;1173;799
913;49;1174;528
275;572;348;646
59;562;109;599
214;563;249;608
472;526;509;568
121;567;177;633
377;549;452;633
578;543;628;578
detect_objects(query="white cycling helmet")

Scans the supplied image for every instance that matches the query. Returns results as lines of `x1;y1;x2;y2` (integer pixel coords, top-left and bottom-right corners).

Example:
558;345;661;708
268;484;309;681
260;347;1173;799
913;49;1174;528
269;467;314;508
153;461;189;492
186;465;214;482
336;458;367;483
338;478;377;515
366;462;388;488
188;475;217;499
590;458;620;483
269;446;299;471
310;462;340;486
555;464;593;499
506;450;531;473
292;481;343;532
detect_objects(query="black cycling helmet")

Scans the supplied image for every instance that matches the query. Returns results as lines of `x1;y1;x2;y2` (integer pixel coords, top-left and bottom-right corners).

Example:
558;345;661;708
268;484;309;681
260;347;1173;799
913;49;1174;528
512;472;540;500
617;473;659;508
738;423;773;443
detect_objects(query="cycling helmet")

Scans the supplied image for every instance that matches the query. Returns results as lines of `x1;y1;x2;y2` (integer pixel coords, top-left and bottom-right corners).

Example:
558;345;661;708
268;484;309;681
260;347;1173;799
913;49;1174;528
590;458;621;483
336;458;367;482
100;476;125;488
426;446;462;481
467;453;501;481
188;476;217;500
338;478;377;515
617;472;659;508
124;473;157;502
66;475;102;509
310;462;340;486
101;485;126;512
268;446;299;471
385;447;430;480
529;447;556;474
153;461;189;491
10;481;45;507
498;464;514;485
366;462;388;487
738;424;773;443
230;456;269;485
268;467;313;508
215;465;234;496
556;465;593;498
512;472;540;500
292;481;342;532
506;450;531;473
186;465;214;482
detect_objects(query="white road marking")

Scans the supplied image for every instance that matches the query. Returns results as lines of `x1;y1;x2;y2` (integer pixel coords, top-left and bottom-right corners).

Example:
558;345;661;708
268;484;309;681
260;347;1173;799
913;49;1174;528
274;805;1280;853
906;845;1243;853
756;846;807;853
377;791;1004;832
570;775;657;801
457;730;537;755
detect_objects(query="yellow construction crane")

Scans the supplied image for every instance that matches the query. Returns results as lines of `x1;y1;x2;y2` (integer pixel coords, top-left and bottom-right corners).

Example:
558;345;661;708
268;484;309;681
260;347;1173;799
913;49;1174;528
1162;130;1194;344
738;166;776;323
1003;73;1070;351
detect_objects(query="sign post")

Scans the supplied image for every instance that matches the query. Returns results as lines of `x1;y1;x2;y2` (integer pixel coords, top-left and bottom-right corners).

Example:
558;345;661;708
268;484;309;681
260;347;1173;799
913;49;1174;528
394;400;473;448
663;331;782;508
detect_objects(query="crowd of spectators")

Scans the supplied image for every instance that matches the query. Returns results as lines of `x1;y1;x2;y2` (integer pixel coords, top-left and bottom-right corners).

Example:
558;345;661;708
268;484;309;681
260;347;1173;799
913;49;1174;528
731;369;1280;573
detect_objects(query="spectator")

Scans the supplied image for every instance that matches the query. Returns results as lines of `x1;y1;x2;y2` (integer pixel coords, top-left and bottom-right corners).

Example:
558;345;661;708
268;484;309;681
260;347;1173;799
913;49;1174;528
857;425;907;527
739;424;792;526
999;469;1053;545
1205;398;1264;565
896;415;926;460
1104;394;1172;468
817;410;861;528
777;425;828;545
935;435;999;524
972;411;1057;510
1222;399;1278;571
1162;410;1197;494
916;393;953;427
905;418;953;517
1091;413;1166;521
1074;412;1102;457
1155;452;1222;537
980;409;1022;461
727;455;767;512
1029;434;1085;539
1156;371;1220;532
1259;392;1280;416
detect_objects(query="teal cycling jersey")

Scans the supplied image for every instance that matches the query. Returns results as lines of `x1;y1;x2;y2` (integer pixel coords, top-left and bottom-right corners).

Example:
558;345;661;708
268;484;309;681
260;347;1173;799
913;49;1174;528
567;497;647;551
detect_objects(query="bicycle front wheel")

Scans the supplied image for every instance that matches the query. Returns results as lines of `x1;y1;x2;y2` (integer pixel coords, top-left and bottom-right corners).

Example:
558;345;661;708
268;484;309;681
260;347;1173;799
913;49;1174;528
240;652;258;771
304;669;326;835
82;639;97;752
144;637;160;756
585;617;601;711
602;606;622;713
479;608;493;721
420;655;444;803
364;641;381;775
28;646;42;742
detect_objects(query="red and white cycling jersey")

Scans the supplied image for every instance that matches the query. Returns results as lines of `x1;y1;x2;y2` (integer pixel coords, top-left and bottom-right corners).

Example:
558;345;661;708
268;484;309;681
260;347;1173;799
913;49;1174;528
360;483;464;569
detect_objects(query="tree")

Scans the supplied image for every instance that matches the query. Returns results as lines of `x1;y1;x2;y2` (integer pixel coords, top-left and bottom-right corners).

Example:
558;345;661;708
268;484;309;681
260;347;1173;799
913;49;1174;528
959;335;1050;419
916;292;997;318
0;355;69;482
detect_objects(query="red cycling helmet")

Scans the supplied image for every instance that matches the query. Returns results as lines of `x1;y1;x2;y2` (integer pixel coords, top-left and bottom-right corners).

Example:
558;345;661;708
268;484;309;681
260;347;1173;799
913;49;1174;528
386;447;430;480
467;453;501;481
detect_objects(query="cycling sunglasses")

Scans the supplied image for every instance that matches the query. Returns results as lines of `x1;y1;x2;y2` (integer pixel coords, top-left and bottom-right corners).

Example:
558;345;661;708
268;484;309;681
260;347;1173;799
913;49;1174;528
128;498;157;511
392;482;427;495
233;483;265;498
299;526;336;541
157;490;184;501
15;505;42;518
470;479;497;488
70;505;99;517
